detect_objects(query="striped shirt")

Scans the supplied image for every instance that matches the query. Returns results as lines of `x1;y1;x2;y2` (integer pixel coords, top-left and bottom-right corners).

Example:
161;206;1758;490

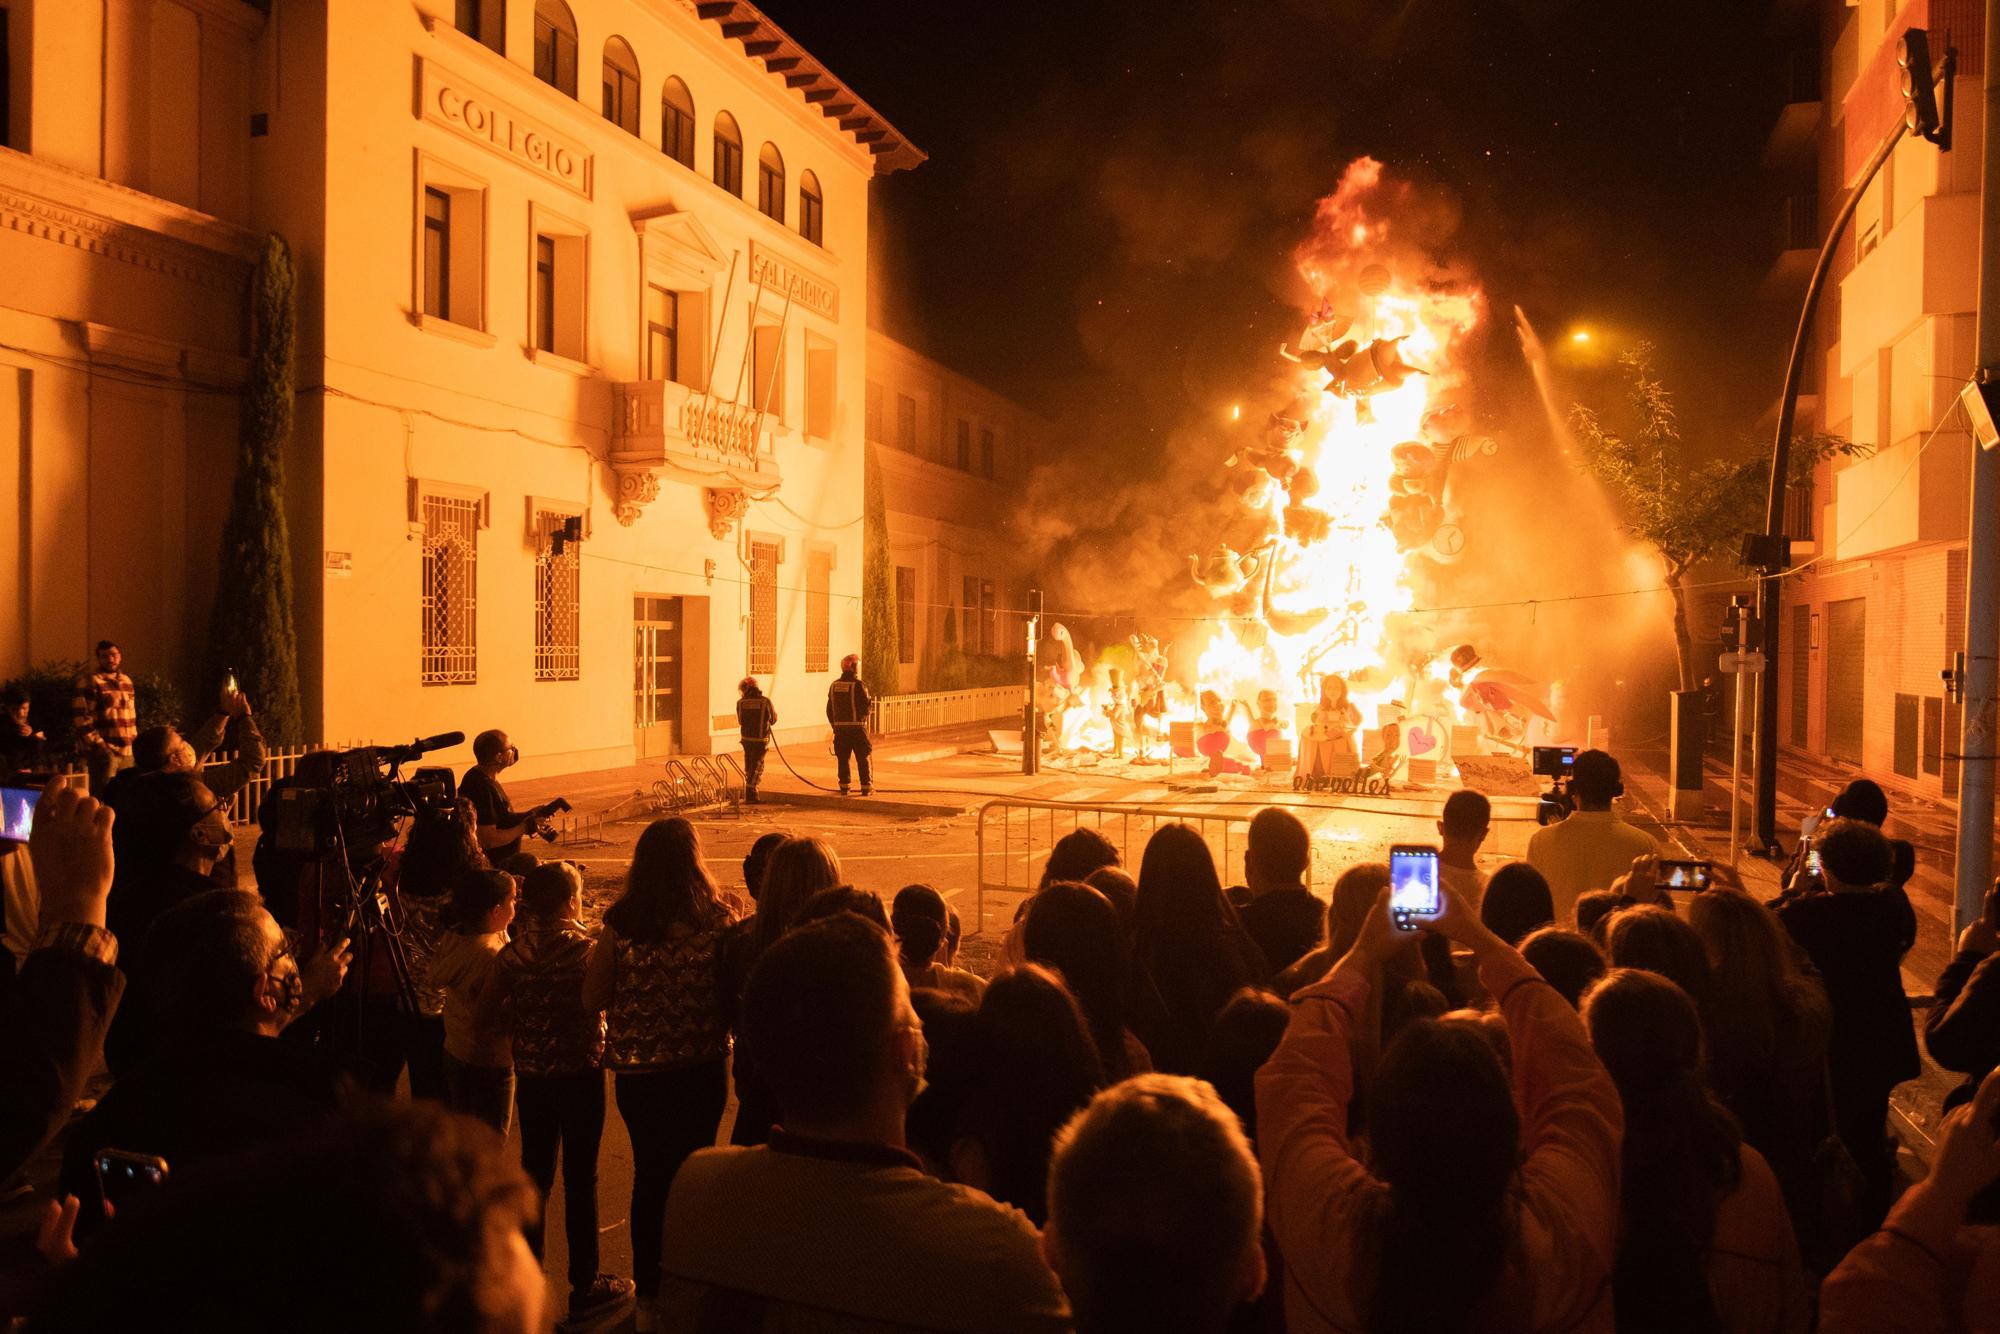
73;672;137;754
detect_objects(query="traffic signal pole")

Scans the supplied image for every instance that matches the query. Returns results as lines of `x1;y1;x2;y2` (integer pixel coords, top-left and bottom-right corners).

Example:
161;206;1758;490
1751;118;1908;851
1754;30;1953;852
1951;1;2000;934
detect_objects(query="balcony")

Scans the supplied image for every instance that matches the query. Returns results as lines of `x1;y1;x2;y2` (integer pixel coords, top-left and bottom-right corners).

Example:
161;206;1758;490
1783;477;1816;552
608;379;783;530
1838;192;1981;378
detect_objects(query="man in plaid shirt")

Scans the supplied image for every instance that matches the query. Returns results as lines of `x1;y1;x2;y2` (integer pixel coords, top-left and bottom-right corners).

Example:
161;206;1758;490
73;640;136;794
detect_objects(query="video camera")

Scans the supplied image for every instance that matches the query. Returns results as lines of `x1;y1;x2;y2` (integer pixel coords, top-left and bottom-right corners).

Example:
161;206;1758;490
1533;745;1577;827
529;796;573;842
269;732;465;870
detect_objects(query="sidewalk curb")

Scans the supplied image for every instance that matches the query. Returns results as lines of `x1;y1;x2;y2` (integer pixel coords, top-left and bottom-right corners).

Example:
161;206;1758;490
758;790;967;819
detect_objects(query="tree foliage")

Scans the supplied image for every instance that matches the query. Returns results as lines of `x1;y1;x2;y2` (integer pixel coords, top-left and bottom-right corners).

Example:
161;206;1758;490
209;233;305;742
1569;343;1866;691
862;444;900;696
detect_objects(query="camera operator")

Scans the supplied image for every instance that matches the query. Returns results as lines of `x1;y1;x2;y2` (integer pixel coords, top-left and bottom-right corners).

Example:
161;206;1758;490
460;730;563;861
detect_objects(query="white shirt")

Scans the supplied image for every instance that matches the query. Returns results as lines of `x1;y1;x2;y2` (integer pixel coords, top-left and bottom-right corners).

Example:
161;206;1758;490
1440;860;1487;909
1525;809;1659;928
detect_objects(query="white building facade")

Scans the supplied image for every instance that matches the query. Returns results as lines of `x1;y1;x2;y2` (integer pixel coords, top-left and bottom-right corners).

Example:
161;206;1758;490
0;0;265;697
1772;0;1983;803
2;0;920;777
866;331;1047;696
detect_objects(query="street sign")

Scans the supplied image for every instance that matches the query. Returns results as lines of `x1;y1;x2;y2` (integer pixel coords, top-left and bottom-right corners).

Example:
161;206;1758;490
1718;651;1767;674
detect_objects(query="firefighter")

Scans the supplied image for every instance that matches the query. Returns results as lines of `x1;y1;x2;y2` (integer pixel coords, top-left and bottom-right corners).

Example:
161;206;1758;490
736;677;776;804
826;654;873;796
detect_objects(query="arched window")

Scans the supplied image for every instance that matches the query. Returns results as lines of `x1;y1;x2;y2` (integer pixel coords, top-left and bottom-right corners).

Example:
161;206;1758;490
601;37;639;135
757;143;784;222
453;0;505;54
713;112;742;196
798;170;823;246
661;77;695;167
532;0;577;98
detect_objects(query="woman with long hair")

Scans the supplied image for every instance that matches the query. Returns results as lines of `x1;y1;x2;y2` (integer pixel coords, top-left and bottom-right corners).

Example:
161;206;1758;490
1686;887;1834;1266
951;964;1105;1225
582;817;737;1322
716;834;843;1148
1022;881;1152;1079
1583;968;1807;1331
382;798;486;1098
1603;905;1713;1009
1131;824;1267;1073
1257;881;1622;1332
1479;862;1555;946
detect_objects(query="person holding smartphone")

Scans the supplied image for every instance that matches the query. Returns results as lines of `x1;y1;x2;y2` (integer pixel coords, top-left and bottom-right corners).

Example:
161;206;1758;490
1;784;123;1181
1256;878;1622;1333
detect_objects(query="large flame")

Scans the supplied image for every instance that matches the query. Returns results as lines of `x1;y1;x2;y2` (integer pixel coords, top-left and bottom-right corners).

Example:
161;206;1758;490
1044;159;1543;778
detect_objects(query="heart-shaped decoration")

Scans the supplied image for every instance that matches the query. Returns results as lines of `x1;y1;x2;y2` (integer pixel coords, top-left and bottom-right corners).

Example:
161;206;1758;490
1407;725;1438;755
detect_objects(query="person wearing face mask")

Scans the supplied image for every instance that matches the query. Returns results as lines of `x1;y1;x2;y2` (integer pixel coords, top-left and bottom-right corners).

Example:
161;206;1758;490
57;888;351;1235
658;914;1071;1334
460;730;565;861
104;771;241;957
105;684;264;813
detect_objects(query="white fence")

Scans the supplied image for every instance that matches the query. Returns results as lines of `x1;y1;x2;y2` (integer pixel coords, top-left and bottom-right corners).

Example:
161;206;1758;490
872;685;1025;736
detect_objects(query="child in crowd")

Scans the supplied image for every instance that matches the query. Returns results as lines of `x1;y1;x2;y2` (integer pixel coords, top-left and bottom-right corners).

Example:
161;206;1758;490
485;861;632;1322
430;868;517;1134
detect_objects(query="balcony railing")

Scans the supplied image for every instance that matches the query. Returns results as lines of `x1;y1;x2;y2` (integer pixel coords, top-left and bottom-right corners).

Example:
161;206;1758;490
610;379;782;483
1783;478;1816;545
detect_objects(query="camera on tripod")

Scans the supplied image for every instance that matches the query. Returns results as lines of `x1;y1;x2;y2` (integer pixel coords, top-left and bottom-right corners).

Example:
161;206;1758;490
1532;745;1578;827
269;732;466;872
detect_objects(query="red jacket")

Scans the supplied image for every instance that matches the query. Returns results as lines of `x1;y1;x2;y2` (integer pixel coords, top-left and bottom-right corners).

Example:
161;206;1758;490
1256;944;1623;1332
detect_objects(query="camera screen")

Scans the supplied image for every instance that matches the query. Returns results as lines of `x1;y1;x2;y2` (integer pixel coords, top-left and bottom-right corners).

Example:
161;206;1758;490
1658;860;1712;890
0;785;39;843
96;1152;167;1205
1389;847;1441;921
1531;746;1578;778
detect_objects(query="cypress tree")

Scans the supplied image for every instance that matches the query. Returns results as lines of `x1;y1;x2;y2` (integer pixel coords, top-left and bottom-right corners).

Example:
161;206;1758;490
862;443;900;696
209;233;304;742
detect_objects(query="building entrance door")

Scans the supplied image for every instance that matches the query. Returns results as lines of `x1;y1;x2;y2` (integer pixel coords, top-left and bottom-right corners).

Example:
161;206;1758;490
1824;597;1866;765
634;595;683;759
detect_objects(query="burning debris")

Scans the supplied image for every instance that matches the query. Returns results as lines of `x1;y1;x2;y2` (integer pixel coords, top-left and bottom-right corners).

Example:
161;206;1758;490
1035;158;1563;788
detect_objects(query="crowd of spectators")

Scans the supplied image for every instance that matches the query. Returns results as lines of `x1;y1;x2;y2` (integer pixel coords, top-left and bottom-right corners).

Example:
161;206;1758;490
1;743;1997;1332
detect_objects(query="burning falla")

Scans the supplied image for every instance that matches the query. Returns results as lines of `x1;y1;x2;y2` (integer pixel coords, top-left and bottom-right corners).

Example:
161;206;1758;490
1040;158;1556;773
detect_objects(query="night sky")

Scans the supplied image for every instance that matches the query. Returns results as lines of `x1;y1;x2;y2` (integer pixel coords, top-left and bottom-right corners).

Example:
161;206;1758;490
761;0;1793;463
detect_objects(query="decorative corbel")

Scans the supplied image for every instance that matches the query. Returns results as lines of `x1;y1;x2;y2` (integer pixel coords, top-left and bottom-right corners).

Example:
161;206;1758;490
612;464;660;526
704;486;750;539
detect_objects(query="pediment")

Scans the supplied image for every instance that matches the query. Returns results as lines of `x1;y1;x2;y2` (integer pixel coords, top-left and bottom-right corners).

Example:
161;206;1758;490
631;206;730;274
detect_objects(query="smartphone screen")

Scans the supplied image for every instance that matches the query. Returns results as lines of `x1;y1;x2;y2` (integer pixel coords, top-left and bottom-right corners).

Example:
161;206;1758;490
95;1150;169;1209
1806;848;1824;879
0;784;40;844
1656;859;1713;891
1389;845;1441;930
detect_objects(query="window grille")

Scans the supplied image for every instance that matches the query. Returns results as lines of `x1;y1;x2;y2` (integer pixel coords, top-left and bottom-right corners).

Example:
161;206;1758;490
749;541;779;675
534;512;580;680
421;494;480;684
806;549;832;673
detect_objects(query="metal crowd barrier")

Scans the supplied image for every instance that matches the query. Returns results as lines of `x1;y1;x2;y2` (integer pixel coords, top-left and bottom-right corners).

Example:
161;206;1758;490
973;799;1282;938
